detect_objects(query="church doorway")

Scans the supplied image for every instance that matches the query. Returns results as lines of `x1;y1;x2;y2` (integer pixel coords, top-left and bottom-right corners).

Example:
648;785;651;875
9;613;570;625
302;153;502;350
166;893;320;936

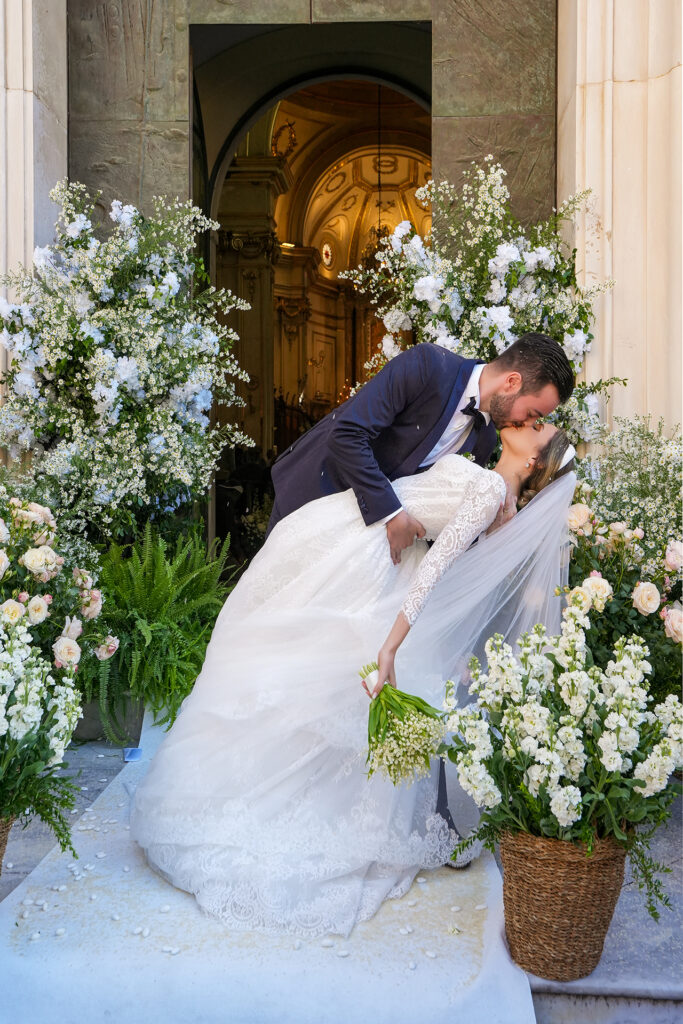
189;24;432;550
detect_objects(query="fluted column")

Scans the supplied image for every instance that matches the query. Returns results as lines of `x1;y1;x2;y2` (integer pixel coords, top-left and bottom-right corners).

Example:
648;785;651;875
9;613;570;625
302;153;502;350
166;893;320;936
558;0;682;428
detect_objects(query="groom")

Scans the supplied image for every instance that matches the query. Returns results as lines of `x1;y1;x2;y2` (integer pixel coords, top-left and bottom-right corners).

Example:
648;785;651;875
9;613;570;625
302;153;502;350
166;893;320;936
267;332;574;864
268;332;574;558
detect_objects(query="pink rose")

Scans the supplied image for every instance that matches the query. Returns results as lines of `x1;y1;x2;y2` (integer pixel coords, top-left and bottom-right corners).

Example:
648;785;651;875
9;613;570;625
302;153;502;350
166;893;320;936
663;604;682;643
17;592;29;603
95;635;120;661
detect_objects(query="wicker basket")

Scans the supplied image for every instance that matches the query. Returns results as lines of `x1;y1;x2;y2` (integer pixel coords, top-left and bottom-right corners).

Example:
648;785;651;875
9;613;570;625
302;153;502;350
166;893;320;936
0;816;15;874
499;830;626;981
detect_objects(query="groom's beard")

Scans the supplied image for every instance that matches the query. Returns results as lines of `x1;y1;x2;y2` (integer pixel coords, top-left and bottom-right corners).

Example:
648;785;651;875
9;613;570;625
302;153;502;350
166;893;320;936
488;391;519;429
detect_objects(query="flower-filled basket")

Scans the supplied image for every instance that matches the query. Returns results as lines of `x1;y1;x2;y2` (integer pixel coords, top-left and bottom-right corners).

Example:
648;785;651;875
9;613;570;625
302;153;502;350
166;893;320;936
446;586;682;980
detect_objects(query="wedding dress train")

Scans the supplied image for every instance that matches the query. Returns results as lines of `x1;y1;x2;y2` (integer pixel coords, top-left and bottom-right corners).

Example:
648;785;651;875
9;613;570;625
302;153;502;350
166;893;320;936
130;455;573;938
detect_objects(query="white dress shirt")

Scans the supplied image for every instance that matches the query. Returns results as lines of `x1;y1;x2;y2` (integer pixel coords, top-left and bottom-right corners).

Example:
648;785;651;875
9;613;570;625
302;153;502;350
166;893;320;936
383;363;490;524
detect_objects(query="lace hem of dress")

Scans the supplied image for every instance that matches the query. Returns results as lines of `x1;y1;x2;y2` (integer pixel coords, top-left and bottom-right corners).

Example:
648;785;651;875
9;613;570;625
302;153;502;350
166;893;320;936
138;812;456;939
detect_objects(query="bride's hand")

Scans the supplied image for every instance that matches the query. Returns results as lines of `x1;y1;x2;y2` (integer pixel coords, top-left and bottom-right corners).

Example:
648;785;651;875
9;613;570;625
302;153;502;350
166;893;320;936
376;645;397;692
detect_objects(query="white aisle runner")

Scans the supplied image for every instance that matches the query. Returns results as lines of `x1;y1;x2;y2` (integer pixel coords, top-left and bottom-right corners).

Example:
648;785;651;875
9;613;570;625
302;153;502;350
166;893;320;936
0;713;536;1024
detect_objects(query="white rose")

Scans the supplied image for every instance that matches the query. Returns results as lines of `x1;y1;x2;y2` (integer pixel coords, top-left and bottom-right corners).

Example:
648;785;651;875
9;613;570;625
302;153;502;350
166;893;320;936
568;586;592;614
567;503;591;532
632;581;660;616
20;546;47;574
73;567;94;589
52;635;81;666
582;575;613;611
61;615;83;640
664;605;683;644
36;545;58;570
0;549;10;579
1;599;25;625
0;518;9;544
27;596;50;625
664;541;683;573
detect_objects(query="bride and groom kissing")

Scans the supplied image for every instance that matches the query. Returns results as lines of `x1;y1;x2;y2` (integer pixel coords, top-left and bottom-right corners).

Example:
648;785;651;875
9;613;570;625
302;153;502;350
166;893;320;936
130;332;577;938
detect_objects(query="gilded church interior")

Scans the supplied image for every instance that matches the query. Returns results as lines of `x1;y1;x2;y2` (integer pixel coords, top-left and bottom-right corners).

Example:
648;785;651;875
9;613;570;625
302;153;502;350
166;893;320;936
207;82;431;457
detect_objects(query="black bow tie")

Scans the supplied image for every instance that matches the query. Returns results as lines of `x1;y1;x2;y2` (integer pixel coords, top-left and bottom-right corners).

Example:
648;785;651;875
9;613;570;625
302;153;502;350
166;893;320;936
462;395;486;431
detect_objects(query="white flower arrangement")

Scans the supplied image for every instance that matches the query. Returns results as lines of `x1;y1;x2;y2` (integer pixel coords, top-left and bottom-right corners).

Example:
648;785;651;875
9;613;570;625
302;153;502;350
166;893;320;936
445;590;682;918
0;485;118;684
0;180;253;539
340;158;615;443
0;617;82;855
578;416;683;580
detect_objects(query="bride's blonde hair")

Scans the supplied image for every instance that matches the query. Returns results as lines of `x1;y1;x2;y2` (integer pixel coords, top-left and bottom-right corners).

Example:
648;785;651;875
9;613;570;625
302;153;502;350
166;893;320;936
519;430;575;509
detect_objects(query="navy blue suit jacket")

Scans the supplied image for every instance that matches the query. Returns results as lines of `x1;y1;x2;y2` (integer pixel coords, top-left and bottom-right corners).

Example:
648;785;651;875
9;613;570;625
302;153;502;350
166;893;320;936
268;344;498;532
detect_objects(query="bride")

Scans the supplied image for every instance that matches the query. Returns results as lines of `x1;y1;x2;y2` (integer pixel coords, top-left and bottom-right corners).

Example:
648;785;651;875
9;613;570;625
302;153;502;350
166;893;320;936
130;423;576;938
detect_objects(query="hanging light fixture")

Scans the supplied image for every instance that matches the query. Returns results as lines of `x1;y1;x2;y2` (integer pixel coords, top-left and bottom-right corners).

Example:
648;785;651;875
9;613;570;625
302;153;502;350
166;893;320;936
360;84;390;271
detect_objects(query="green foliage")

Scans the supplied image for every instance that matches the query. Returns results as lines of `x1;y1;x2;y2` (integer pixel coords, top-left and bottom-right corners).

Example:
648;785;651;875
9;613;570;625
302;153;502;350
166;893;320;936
3;762;79;859
77;522;234;741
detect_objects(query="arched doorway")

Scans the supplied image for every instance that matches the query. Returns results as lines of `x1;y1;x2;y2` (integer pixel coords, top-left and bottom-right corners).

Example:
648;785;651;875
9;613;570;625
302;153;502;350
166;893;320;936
190;25;432;546
210;81;430;451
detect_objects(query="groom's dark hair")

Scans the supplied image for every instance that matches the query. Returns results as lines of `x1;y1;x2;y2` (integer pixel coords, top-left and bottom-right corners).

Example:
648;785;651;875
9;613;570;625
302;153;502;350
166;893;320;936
492;333;575;403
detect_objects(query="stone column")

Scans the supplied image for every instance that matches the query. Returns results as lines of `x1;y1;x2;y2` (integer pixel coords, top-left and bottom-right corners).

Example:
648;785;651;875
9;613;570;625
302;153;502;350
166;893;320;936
216;156;292;451
0;0;67;271
558;0;682;428
0;0;67;394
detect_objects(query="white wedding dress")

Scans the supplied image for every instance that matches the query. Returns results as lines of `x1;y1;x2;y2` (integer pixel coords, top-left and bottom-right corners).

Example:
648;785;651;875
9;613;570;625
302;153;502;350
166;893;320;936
130;455;573;939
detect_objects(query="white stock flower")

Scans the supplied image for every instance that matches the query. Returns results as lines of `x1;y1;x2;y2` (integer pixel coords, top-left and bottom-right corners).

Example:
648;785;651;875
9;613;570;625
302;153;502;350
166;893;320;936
549;785;582;827
632;581;660;615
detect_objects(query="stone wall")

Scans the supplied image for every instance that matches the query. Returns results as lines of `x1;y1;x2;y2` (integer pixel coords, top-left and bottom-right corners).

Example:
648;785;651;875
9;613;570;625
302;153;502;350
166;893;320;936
67;1;556;223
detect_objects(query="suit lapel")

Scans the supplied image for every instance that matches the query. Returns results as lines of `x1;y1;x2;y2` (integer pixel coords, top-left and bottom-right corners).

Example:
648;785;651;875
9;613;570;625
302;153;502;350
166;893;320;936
393;357;478;478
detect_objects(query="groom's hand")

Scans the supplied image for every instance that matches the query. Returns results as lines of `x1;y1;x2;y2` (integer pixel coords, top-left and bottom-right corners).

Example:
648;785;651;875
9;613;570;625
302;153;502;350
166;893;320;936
386;511;426;565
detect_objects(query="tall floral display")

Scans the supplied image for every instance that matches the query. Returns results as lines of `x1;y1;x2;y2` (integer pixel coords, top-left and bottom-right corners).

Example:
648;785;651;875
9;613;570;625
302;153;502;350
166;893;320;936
0;181;252;541
341;158;616;445
0;491;119;860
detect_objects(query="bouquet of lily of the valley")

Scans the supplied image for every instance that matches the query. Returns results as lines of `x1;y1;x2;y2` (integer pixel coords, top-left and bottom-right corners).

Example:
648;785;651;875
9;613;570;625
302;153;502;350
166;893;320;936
0;616;82;856
444;591;682;918
0;179;252;541
360;662;445;785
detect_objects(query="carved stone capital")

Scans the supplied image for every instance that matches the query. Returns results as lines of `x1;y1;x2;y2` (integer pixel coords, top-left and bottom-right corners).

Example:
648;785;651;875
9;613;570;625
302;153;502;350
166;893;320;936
218;230;280;261
276;296;312;324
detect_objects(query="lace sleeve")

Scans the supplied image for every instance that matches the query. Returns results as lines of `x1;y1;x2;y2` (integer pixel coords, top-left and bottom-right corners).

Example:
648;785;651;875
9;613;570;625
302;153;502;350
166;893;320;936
401;472;506;627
